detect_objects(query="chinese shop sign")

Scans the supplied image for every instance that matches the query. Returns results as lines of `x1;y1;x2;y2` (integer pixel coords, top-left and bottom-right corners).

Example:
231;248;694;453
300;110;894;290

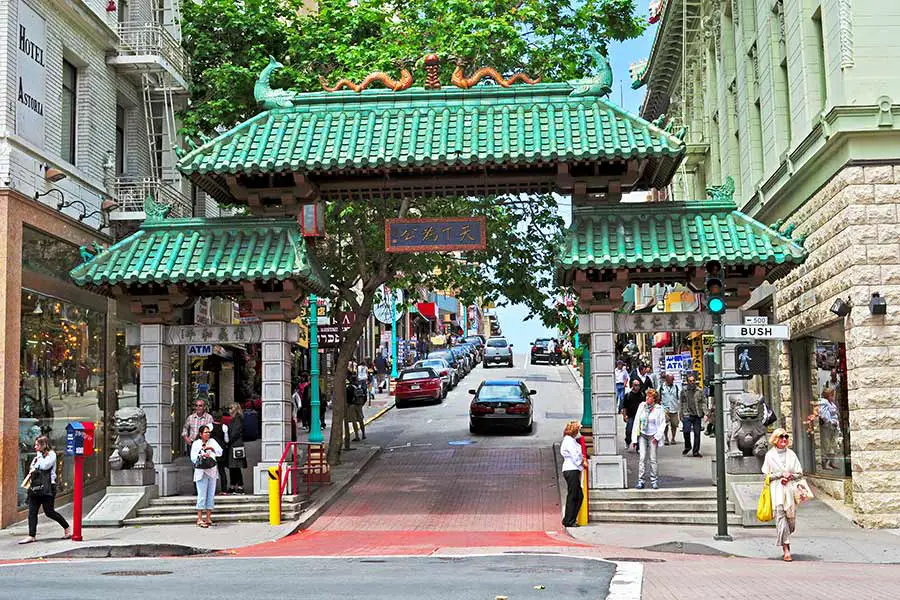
385;217;487;253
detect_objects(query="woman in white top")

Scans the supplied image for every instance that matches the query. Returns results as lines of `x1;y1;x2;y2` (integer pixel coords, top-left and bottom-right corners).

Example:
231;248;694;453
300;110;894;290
560;421;585;527
632;389;667;489
191;425;223;528
762;428;803;561
19;436;70;544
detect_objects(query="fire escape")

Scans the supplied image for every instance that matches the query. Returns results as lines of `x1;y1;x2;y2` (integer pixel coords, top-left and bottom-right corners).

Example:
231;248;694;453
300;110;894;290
106;0;192;220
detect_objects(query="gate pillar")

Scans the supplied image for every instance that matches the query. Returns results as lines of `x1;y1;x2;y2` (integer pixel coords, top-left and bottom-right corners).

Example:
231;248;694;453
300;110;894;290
584;312;627;488
139;324;178;495
253;321;293;494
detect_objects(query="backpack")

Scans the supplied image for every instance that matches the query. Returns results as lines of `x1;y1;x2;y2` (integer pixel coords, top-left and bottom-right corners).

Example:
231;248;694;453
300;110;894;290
242;409;259;441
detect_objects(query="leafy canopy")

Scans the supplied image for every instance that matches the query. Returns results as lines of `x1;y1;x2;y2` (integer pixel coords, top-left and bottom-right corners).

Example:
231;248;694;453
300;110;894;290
181;0;644;134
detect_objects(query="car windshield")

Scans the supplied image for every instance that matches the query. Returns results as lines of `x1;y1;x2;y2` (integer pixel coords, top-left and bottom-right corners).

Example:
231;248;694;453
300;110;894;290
465;337;482;345
534;339;549;347
478;385;524;400
417;360;445;368
487;339;508;348
400;370;434;381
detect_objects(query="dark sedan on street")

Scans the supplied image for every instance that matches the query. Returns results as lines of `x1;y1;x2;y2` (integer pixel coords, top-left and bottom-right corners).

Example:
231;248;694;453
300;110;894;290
530;338;552;364
469;380;535;434
395;367;444;408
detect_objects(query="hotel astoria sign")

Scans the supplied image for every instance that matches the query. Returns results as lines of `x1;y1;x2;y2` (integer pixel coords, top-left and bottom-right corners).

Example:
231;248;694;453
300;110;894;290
16;0;46;149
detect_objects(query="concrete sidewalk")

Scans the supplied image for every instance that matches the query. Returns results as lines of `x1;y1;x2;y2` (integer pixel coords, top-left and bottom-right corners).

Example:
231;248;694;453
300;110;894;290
1;443;381;561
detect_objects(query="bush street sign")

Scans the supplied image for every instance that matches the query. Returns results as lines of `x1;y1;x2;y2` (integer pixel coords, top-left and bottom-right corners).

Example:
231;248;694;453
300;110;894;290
723;323;790;340
385;217;487;253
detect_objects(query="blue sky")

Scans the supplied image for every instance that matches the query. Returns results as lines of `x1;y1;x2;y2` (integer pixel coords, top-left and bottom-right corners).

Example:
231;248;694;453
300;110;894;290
493;27;656;349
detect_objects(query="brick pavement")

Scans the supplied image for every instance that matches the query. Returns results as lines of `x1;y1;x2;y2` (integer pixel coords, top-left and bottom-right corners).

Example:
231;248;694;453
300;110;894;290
235;445;585;556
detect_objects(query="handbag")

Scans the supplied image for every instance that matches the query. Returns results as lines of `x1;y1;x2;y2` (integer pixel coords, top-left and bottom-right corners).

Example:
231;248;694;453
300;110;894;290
793;479;815;504
232;446;246;460
194;452;217;469
29;468;54;497
20;473;32;490
756;475;774;522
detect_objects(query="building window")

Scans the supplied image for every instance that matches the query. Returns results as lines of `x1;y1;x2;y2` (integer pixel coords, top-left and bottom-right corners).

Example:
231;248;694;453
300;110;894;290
118;0;128;24
812;9;828;112
61;60;77;164
115;105;126;176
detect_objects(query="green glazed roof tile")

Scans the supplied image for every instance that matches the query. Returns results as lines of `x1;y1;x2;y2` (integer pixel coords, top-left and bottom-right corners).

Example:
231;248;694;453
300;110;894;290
70;216;329;295
557;200;808;280
178;83;684;198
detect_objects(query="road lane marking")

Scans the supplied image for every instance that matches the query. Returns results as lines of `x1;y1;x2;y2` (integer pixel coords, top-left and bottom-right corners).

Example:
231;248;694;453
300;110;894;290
606;561;643;600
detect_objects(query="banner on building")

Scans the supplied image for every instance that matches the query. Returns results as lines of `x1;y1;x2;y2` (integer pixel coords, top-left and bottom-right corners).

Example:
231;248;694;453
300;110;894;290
16;0;46;149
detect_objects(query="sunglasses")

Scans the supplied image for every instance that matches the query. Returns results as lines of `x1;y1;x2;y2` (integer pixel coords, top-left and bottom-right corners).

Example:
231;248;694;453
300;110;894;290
778;434;790;440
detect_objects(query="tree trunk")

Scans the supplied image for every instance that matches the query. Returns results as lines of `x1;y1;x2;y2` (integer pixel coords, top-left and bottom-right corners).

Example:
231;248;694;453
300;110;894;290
326;290;377;465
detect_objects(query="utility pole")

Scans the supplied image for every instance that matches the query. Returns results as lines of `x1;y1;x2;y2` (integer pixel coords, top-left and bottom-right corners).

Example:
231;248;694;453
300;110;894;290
712;312;732;541
308;294;322;444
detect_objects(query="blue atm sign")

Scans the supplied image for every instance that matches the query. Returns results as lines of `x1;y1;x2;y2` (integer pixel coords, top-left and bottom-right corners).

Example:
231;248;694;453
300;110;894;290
386;217;487;253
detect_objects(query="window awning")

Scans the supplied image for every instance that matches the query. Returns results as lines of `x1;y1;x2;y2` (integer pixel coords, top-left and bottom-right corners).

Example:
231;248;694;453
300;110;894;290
415;302;437;321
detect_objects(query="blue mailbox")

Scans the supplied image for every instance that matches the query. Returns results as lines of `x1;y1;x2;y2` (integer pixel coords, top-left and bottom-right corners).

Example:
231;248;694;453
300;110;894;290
65;422;85;456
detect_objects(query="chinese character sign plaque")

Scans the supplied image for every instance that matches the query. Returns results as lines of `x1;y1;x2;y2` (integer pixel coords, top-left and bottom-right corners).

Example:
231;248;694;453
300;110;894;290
385;217;487;253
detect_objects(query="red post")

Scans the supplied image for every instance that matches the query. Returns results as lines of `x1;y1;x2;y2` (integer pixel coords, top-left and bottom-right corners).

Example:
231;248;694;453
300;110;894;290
72;455;84;541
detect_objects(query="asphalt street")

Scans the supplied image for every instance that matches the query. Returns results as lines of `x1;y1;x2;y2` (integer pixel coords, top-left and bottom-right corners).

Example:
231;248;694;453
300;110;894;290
360;352;585;451
0;554;617;599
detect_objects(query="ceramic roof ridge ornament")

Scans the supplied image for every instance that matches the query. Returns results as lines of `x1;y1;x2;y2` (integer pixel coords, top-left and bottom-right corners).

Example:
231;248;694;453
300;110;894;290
144;194;171;222
569;48;613;97
630;58;648;90
319;63;414;93
255;56;302;109
705;176;735;203
449;57;541;89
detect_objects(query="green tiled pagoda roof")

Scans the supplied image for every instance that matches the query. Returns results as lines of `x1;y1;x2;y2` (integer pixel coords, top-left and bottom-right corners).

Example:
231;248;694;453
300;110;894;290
70;216;329;294
556;200;807;283
178;83;685;203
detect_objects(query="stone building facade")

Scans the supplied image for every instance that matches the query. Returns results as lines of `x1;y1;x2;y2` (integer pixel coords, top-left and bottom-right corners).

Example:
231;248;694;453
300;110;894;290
637;0;900;526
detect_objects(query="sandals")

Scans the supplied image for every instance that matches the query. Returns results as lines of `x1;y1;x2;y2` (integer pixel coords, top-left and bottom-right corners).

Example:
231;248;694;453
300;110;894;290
17;537;36;545
197;518;208;528
783;553;793;562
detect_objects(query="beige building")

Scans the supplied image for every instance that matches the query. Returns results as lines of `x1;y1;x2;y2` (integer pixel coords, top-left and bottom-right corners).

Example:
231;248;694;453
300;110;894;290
638;0;900;526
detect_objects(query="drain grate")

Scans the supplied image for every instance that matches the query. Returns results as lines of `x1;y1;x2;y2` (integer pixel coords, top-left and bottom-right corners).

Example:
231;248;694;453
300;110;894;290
102;570;173;577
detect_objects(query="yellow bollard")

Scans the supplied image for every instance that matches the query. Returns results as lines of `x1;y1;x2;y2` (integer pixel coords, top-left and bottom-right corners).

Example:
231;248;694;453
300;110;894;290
576;468;589;526
268;466;281;526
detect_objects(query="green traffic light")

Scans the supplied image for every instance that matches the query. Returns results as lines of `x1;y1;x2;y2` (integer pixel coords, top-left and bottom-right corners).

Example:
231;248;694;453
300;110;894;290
708;295;726;315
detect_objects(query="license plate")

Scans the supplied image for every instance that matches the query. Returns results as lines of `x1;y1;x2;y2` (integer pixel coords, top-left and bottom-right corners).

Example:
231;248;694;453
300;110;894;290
493;357;503;362
495;408;505;414
411;385;420;390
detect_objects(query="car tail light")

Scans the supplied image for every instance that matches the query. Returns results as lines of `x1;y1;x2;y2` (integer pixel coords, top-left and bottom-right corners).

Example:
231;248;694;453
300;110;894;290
471;403;494;415
440;370;449;377
507;403;530;414
531;347;537;353
425;378;441;388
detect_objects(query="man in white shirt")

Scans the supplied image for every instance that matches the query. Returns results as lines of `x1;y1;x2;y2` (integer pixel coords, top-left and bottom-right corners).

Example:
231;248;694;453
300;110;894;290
546;338;557;365
614;360;629;411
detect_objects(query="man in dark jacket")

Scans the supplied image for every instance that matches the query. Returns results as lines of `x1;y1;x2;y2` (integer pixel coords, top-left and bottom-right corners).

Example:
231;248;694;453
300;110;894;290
621;379;645;450
679;374;705;457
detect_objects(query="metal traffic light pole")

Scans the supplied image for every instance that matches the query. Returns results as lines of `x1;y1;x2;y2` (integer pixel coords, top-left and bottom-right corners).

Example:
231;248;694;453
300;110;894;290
711;312;733;541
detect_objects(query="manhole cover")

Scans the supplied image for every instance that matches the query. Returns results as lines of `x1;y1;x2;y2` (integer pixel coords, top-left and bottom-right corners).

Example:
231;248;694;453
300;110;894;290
102;570;173;577
604;557;666;563
448;440;477;446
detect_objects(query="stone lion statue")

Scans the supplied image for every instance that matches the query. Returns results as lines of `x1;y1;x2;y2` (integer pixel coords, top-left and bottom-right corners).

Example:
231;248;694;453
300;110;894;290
730;393;768;459
109;406;153;470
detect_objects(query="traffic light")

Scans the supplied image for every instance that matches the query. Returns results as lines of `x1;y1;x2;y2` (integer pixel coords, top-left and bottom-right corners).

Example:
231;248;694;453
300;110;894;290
703;352;715;387
705;260;726;315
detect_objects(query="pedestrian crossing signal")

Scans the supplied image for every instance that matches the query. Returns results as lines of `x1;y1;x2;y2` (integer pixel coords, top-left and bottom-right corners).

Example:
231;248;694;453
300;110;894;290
734;344;769;377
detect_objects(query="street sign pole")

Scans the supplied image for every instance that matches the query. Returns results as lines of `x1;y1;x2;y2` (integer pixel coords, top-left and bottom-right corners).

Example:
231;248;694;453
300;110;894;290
309;294;322;444
390;290;399;379
712;313;732;541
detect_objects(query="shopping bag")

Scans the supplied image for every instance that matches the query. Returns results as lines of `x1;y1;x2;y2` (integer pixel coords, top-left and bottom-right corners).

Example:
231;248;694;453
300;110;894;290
756;475;774;522
793;479;815;504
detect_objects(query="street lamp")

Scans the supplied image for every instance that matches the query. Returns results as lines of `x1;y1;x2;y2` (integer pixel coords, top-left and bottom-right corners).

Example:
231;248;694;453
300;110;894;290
308;294;322;444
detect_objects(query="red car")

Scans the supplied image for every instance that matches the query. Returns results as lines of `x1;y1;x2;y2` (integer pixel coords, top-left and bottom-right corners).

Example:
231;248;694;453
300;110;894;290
394;367;443;408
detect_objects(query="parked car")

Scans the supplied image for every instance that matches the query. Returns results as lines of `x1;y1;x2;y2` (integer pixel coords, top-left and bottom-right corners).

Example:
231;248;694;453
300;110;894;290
394;367;444;408
428;350;464;381
413;358;453;393
469;380;535;434
483;337;514;368
530;338;552;364
464;336;485;360
449;346;471;374
457;343;479;366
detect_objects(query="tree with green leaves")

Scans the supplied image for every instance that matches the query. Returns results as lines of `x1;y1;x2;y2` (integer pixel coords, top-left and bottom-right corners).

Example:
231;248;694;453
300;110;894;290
181;0;645;464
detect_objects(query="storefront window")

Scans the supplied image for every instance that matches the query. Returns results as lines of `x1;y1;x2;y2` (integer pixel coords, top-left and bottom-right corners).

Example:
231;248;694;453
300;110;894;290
115;323;140;409
797;336;851;477
19;291;106;508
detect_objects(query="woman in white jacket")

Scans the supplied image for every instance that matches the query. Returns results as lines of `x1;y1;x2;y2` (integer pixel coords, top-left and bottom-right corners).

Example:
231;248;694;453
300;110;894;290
762;428;803;561
191;425;223;528
559;421;584;527
633;389;667;489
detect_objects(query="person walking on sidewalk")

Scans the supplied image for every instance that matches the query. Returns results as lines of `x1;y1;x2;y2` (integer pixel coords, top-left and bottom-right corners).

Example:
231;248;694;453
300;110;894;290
614;360;629;412
191;425;223;528
622;379;645;450
680;375;705;457
632;390;666;489
227;403;247;493
546;338;557;365
659;374;680;445
18;436;69;544
762;428;803;561
560;421;585;527
346;375;367;441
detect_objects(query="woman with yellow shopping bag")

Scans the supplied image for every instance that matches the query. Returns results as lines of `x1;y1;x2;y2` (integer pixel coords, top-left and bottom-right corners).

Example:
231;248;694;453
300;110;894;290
761;428;804;561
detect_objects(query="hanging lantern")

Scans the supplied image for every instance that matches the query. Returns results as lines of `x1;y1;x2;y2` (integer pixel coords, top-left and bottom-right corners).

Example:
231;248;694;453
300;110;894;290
300;202;325;237
653;331;671;348
106;0;117;12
